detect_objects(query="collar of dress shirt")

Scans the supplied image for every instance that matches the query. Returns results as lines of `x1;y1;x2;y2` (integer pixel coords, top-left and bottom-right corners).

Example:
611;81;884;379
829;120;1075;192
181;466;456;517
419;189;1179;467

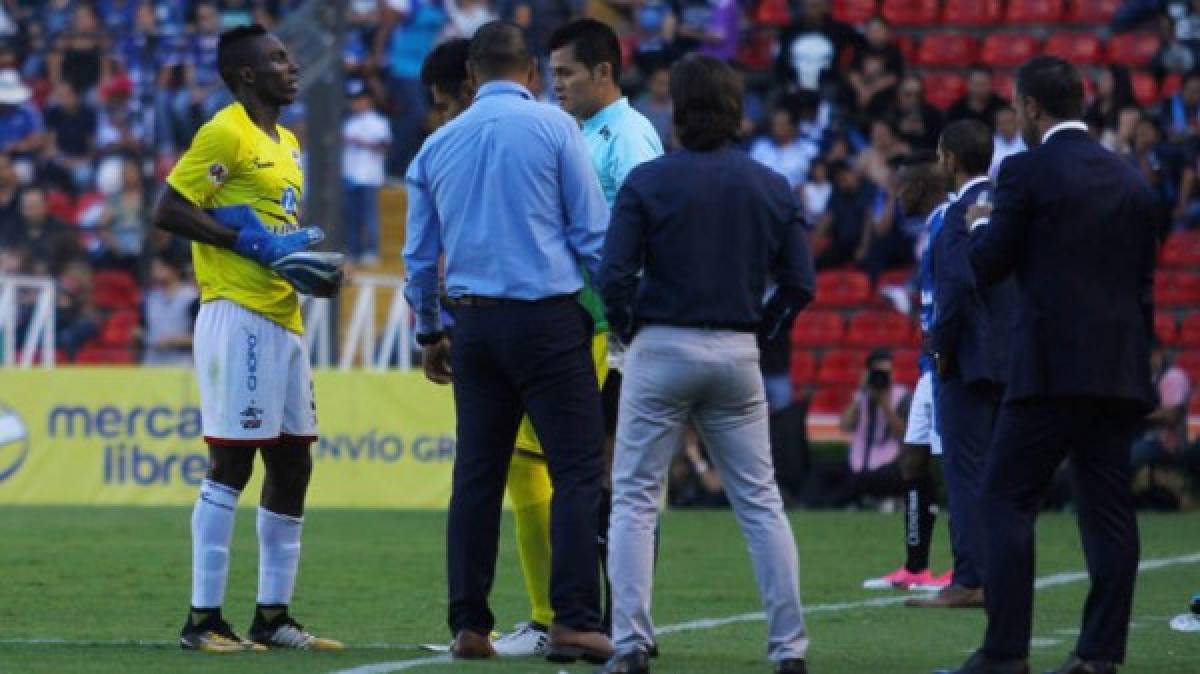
474;80;534;101
951;175;989;203
582;97;629;134
1042;120;1089;144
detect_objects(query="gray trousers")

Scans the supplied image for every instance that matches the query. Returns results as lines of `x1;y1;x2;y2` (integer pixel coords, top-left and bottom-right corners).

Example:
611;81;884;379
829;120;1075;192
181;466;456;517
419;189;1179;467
608;326;809;662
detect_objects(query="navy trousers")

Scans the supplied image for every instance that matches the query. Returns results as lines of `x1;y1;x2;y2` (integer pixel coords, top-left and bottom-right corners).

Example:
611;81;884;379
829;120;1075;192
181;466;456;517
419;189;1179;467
446;296;605;636
981;397;1142;662
935;376;1000;589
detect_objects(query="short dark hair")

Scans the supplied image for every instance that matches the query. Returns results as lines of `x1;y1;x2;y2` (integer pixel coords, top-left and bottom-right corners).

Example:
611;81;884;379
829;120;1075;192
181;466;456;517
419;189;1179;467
217;24;269;92
669;54;743;151
469;21;530;81
547;18;622;83
866;348;892;367
940;119;993;176
1015;55;1084;120
421;38;470;98
894;148;938;168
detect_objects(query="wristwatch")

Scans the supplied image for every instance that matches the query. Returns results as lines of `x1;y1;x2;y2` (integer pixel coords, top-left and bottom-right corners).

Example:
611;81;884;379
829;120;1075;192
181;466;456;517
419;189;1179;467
415;330;446;347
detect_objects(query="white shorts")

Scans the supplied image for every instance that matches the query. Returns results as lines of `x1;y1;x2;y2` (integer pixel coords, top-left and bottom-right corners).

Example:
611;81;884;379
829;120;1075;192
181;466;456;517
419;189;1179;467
903;371;942;456
194;299;317;446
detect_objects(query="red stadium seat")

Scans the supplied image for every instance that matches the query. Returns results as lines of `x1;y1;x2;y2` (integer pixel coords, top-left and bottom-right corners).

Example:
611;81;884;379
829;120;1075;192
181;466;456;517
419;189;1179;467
981;33;1040;68
943;0;1004;25
74;345;137;365
92;270;141;310
833;0;878;24
1065;0;1121;23
1180;315;1200;348
790;349;817;395
1006;0;1065;23
1156;271;1200;307
1131;71;1158;107
755;0;794;26
917;33;978;67
1106;33;1160;67
100;310;140;347
882;0;940;25
1161;231;1200;268
791;310;846;347
814;270;872;308
892;348;921;387
809;386;856;414
735;28;775;71
1043;33;1103;65
1157;312;1180;345
1191;394;1200;417
817;349;868;387
1175;351;1200;384
923;72;968;110
896;34;918;65
993;71;1017;99
876;267;915;289
846;311;914;347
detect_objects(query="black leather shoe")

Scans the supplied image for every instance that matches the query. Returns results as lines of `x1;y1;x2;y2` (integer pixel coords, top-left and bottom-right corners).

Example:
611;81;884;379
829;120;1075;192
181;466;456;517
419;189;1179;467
594;649;650;674
1044;654;1117;674
775;658;808;673
934;650;1030;674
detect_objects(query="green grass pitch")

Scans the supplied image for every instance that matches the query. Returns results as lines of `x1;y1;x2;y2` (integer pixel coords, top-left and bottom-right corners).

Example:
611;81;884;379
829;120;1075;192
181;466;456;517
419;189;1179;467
0;508;1198;673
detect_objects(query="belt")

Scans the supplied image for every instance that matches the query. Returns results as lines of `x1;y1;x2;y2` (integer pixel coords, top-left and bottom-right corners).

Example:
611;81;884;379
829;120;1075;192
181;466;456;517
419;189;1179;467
443;293;577;309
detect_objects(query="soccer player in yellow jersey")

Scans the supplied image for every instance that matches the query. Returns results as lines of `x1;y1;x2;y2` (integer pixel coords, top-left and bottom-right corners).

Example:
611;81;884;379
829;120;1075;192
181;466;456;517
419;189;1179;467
152;24;341;653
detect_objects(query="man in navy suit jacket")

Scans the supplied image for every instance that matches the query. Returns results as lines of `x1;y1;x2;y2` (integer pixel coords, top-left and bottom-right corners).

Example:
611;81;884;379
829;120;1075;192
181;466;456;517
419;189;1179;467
909;120;1019;611
936;57;1158;674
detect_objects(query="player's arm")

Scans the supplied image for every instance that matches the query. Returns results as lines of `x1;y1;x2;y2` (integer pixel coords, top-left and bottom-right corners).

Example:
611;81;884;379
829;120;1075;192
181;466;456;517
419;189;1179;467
153;186;238;247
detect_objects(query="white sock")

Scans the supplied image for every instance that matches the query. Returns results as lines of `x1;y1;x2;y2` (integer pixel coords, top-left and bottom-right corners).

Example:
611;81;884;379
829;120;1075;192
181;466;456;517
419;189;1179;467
191;479;240;609
256;507;303;606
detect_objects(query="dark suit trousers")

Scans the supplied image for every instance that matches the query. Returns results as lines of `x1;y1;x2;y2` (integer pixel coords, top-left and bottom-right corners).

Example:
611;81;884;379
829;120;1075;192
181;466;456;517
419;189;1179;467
446;297;605;635
981;397;1142;663
935;376;999;589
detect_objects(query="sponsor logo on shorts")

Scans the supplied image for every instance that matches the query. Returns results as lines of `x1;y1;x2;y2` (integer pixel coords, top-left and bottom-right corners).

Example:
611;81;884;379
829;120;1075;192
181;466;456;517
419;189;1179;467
240;404;263;430
246;332;258;392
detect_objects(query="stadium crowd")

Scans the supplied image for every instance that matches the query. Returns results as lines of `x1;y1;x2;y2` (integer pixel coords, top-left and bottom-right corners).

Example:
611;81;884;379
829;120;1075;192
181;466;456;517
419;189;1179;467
0;0;1196;506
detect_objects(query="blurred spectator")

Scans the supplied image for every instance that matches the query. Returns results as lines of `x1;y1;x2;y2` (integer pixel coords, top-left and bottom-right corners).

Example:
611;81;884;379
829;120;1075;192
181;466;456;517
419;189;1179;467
376;0;448;176
667;427;727;507
0;70;44;182
1158;68;1200;143
845;17;903;120
15;186;79;274
946;66;1007;130
342;78;391;266
815;159;875;268
855;117;908;189
497;0;586;60
113;3;173;154
97;0;140;38
95;76;150;189
629;2;680;79
633;62;673;150
53;259;100;358
39;0;78;44
674;0;739;61
442;0;495;39
1154;16;1197;73
48;4;111;97
171;2;229;146
799;158;831;226
890;75;943;150
989;104;1026;179
94;157;148;267
1127;114;1192;236
776;0;863;92
1131;339;1192;471
141;254;198;366
1087;65;1138;135
0;151;21;242
748;105;819;189
43;82;98;192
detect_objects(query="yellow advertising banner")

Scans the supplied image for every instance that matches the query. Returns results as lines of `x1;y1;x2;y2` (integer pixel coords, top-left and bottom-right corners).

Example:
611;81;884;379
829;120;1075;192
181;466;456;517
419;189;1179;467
0;368;457;507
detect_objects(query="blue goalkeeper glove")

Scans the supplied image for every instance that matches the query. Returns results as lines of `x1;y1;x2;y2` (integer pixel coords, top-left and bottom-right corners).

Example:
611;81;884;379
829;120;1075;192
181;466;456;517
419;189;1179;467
208;205;324;267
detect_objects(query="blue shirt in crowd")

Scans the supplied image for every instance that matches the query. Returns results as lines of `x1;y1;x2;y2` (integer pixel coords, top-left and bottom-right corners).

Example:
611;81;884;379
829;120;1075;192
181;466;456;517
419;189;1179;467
403;81;609;336
0;103;43;152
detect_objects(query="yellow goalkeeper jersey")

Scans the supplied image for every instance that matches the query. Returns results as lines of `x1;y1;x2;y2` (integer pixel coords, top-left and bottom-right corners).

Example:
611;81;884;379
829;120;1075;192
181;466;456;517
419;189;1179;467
166;102;306;334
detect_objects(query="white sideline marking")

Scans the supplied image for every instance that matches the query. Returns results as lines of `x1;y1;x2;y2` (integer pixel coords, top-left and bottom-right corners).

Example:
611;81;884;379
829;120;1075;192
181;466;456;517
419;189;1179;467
329;551;1200;674
0;638;422;650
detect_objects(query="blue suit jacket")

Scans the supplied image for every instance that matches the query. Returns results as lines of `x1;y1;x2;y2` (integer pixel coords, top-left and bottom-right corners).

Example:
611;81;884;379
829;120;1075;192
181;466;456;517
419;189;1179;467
931;178;1019;388
951;128;1158;408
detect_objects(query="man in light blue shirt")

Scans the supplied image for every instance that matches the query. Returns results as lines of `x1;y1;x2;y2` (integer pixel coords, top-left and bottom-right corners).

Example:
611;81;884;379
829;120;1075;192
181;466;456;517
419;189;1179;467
402;21;614;664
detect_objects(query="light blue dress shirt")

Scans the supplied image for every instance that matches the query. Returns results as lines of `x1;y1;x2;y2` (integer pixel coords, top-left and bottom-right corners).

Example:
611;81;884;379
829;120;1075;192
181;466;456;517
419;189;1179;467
403;81;610;335
581;97;664;206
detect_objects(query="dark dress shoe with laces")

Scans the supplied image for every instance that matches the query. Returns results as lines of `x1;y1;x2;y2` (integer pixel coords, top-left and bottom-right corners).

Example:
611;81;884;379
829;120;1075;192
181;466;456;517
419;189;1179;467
906;584;985;608
450;629;495;659
546;623;615;664
775;658;808;673
1044;654;1117;674
934;650;1030;674
594;649;650;674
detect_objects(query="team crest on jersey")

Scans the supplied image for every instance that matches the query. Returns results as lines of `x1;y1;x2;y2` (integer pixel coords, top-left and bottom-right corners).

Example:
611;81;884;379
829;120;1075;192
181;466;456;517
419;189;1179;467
291;149;303;166
207;162;228;184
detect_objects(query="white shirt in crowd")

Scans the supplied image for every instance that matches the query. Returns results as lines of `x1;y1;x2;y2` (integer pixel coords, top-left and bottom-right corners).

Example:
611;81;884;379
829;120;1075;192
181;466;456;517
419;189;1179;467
748;136;820;189
989;132;1027;179
343;108;392;188
142;283;199;366
801;180;832;226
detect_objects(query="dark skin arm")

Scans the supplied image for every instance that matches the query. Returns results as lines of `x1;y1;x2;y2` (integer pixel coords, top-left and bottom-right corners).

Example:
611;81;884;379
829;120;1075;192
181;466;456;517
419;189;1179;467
151;185;237;248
